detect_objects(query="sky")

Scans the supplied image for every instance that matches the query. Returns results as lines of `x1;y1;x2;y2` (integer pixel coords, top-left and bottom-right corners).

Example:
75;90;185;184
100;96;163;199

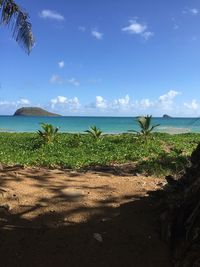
0;0;200;116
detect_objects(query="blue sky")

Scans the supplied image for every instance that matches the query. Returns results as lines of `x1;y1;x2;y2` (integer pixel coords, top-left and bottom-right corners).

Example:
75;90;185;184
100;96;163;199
0;0;200;116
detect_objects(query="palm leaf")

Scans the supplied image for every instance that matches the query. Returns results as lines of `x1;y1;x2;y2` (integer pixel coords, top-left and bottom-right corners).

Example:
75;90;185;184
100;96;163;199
149;124;160;132
85;125;103;139
37;130;43;136
54;127;59;134
0;0;34;54
130;115;160;136
138;117;147;130
145;115;152;130
128;129;139;134
85;130;92;134
37;123;59;144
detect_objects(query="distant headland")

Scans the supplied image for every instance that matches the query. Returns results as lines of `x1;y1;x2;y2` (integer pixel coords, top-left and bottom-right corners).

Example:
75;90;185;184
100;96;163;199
14;107;61;117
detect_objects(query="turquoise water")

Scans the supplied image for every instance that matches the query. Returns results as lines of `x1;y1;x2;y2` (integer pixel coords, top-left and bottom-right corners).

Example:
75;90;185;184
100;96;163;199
0;116;200;134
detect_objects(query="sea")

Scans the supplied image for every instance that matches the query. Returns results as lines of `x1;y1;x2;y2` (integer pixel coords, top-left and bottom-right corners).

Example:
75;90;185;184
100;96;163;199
0;116;200;134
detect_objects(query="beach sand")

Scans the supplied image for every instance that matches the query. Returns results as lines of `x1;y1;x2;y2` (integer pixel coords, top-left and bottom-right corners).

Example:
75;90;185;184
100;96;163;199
0;167;172;267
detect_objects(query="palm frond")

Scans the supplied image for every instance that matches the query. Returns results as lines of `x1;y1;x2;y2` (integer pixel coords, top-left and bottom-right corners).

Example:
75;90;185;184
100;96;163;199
149;124;160;132
85;125;103;139
146;115;152;128
84;130;92;134
37;123;59;144
0;0;34;54
130;115;160;137
128;129;139;134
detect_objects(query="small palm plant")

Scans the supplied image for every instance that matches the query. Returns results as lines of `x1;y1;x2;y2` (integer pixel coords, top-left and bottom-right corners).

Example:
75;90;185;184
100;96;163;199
129;115;160;136
85;125;103;140
37;123;59;144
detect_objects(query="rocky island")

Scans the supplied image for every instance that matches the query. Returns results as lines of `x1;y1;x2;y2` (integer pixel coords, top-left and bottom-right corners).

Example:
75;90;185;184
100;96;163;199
163;114;172;119
14;107;61;117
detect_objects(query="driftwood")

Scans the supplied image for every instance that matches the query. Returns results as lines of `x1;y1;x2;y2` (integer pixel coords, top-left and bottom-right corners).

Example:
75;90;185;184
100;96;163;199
161;143;200;267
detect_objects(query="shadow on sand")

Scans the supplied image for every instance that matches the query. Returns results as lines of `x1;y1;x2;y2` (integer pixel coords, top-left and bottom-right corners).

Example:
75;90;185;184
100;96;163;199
0;167;172;267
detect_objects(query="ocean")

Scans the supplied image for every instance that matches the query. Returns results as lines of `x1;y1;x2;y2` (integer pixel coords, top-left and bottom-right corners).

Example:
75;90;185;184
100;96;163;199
0;116;200;134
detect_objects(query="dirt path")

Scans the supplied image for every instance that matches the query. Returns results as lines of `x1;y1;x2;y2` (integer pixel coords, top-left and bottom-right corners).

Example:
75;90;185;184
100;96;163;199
0;167;172;267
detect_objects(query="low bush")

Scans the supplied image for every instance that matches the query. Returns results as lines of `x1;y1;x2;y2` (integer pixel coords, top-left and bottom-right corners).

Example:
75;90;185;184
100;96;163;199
0;132;199;176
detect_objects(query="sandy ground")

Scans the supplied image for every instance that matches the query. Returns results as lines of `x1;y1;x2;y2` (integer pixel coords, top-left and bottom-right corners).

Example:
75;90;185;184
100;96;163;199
0;167;172;267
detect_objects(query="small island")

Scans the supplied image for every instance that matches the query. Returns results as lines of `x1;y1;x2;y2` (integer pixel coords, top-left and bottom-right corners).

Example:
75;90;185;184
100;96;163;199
163;114;172;119
14;107;61;117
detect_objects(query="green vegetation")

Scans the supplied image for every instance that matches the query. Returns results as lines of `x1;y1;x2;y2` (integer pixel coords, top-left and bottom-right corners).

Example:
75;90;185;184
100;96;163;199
37;123;59;144
0;132;200;177
129;115;160;136
85;125;103;140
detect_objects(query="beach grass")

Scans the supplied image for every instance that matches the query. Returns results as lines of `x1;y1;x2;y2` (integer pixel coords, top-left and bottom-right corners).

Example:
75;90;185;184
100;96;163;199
0;132;200;177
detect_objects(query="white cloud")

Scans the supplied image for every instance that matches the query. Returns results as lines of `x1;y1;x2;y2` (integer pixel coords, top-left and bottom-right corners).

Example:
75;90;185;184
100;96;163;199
95;96;107;109
39;10;65;21
184;99;199;110
139;98;154;109
0;92;199;116
58;61;65;68
122;20;147;34
50;74;63;84
190;8;199;15
159;90;179;102
88;92;178;114
122;20;154;40
113;95;131;110
87;94;154;114
17;98;30;105
68;78;80;87
142;31;154;40
158;90;180;110
50;96;80;111
0;98;31;114
0;98;30;107
118;95;130;105
51;96;67;106
87;95;132;113
49;75;80;86
68;97;80;110
91;30;103;40
171;18;179;30
0;100;15;107
183;8;199;15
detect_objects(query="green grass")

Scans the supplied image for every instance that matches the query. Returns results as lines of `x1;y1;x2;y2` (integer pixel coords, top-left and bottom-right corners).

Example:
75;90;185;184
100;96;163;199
0;132;200;177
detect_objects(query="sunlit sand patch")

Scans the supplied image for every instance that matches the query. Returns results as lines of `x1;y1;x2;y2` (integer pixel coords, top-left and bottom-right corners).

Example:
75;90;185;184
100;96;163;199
157;127;191;134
